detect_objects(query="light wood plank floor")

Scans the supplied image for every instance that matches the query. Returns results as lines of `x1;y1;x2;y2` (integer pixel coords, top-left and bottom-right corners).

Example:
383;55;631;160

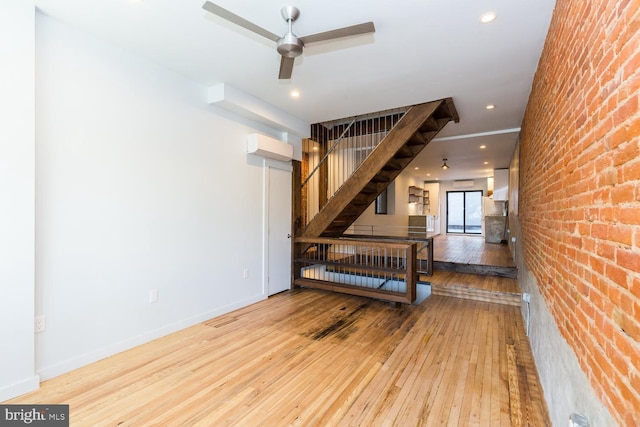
434;235;515;267
7;289;549;426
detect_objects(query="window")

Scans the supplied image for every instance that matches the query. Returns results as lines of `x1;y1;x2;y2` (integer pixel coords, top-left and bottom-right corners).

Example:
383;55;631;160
446;190;482;234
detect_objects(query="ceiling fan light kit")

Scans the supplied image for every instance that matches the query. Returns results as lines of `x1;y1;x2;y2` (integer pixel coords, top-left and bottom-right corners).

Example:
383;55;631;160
202;2;375;79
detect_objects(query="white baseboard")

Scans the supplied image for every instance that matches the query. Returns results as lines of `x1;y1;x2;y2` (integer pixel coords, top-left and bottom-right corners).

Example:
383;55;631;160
37;293;267;381
0;375;40;402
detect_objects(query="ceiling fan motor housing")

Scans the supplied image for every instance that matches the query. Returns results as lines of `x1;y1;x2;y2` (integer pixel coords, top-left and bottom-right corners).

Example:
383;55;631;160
277;33;303;58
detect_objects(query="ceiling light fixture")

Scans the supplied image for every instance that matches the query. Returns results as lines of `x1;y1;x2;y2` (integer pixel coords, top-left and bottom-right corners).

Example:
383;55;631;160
290;90;300;98
441;158;449;170
480;145;486;149
480;12;496;23
485;104;496;110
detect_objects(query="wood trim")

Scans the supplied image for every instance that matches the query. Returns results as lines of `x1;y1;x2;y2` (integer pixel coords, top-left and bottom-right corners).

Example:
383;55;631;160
294;278;413;304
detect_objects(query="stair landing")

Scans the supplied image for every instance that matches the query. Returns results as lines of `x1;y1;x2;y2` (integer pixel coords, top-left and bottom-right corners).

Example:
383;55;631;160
427;235;520;306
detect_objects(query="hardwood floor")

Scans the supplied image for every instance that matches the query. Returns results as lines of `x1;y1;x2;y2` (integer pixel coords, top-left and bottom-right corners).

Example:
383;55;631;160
7;288;549;426
434;234;515;267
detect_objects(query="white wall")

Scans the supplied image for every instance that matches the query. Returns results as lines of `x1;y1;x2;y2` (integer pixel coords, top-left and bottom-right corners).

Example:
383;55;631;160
26;13;291;381
0;1;38;401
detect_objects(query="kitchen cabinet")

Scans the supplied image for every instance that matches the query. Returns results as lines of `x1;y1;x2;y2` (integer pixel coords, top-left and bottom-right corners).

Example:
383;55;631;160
493;169;509;201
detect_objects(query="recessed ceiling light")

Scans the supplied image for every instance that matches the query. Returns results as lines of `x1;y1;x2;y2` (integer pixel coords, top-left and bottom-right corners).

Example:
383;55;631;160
290;90;300;98
485;104;496;110
426;173;431;177
480;12;496;23
480;145;486;149
414;167;419;170
484;161;489;165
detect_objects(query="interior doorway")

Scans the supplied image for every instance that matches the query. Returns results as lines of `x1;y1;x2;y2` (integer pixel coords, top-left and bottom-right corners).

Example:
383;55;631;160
446;190;482;234
265;165;292;296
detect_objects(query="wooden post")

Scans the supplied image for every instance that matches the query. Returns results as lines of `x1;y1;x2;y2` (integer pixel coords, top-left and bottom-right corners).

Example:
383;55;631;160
426;237;434;276
405;243;417;304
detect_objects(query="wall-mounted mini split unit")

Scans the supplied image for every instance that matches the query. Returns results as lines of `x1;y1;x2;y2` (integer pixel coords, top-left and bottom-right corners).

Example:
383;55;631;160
453;180;474;189
247;133;293;162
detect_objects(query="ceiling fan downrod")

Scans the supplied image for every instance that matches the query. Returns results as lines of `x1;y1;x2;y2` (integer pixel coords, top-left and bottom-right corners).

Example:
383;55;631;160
277;6;303;58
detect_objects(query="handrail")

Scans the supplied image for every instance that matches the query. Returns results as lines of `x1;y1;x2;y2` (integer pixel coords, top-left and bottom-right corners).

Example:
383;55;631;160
301;118;356;188
300;107;409;226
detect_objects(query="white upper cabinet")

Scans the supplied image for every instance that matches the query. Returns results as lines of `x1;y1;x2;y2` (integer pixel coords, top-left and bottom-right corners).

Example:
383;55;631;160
493;169;509;201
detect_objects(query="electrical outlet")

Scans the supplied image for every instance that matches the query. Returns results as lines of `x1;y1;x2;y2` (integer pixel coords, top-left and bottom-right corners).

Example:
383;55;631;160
34;315;46;333
522;292;531;303
149;289;159;303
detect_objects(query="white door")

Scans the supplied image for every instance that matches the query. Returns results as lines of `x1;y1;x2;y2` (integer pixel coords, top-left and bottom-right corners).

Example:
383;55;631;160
266;165;292;296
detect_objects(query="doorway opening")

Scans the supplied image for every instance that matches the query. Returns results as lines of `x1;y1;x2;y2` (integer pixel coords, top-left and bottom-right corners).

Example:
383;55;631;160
446;190;482;234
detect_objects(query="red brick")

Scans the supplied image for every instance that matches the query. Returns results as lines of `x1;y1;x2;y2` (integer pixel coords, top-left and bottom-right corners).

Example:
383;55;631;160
621;158;640;181
609;224;635;246
630;276;640;299
597;241;617;259
591;223;609;240
612;183;637;204
614;140;640;166
606;263;629;288
617;248;640;272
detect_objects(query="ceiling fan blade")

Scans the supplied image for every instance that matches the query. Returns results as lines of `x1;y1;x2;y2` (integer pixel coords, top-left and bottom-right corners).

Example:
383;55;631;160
279;56;295;79
299;22;375;45
202;1;280;42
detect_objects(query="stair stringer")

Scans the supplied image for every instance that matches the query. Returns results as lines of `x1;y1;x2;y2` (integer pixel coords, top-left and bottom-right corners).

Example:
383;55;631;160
301;98;459;239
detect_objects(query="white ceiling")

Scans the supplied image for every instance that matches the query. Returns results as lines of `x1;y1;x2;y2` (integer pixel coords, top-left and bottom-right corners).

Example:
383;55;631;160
33;0;556;181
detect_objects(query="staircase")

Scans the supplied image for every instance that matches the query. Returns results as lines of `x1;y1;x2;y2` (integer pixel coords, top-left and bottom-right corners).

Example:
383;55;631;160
292;98;458;304
300;98;458;239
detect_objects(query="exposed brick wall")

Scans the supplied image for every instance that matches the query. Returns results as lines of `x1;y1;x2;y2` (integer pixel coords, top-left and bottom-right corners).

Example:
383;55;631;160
519;0;640;424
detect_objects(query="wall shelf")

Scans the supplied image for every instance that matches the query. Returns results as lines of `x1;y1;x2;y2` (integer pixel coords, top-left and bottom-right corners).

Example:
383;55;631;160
408;186;430;213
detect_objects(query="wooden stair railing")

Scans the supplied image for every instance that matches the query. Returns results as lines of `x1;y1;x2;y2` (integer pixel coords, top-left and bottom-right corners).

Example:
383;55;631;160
299;98;458;239
293;237;418;304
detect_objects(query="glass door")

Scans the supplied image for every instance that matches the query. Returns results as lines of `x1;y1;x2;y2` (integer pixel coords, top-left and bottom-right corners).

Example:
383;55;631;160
446;190;482;234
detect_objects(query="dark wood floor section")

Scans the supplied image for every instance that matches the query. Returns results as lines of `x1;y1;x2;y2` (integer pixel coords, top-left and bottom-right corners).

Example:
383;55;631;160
8;289;550;426
434;234;515;267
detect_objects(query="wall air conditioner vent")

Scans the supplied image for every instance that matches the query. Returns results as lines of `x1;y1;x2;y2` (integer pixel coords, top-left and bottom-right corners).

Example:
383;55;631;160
453;180;474;189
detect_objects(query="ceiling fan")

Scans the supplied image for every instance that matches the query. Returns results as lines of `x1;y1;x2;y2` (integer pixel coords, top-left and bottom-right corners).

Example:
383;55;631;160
202;2;375;79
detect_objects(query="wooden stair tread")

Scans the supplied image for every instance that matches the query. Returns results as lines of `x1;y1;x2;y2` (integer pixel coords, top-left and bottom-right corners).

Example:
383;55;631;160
431;283;521;306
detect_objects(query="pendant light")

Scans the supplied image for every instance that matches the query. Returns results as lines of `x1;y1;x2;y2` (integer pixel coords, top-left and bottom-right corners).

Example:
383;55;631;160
441;158;449;170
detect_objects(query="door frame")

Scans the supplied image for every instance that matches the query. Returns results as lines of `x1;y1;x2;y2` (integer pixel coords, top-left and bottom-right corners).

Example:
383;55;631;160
263;161;293;296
